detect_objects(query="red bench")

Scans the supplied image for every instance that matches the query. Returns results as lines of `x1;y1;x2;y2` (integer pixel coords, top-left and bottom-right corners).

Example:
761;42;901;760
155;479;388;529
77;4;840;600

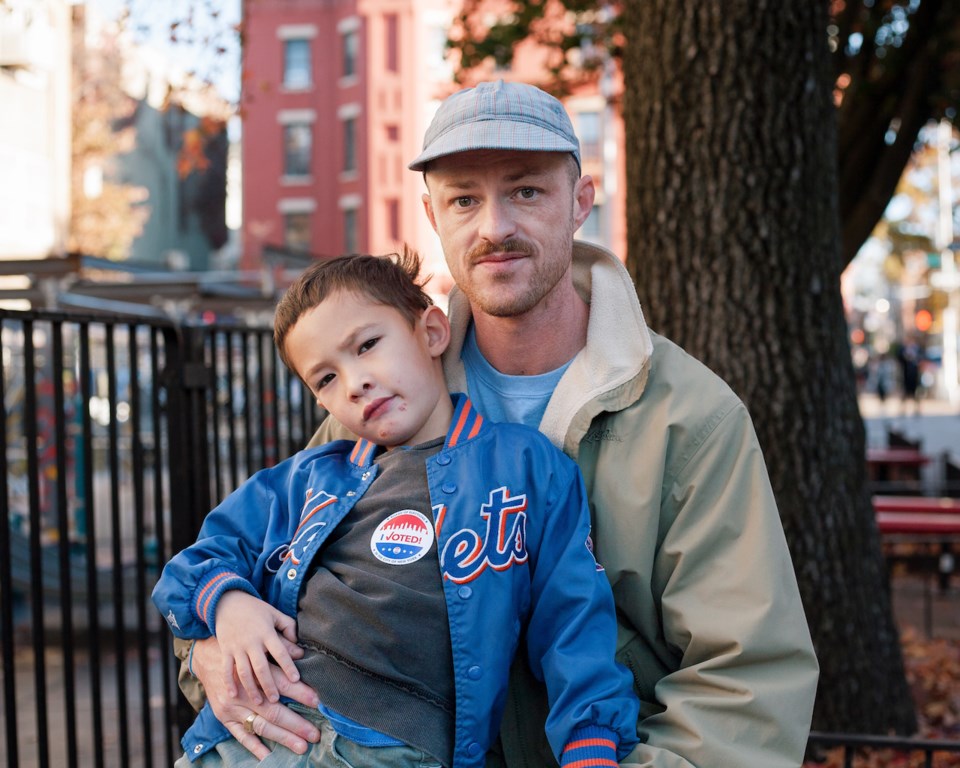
876;511;960;535
873;498;960;633
873;496;960;515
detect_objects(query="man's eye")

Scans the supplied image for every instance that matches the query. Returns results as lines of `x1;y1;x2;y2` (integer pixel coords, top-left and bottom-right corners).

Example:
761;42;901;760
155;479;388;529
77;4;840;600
359;337;379;353
518;187;537;199
454;196;472;207
316;373;335;390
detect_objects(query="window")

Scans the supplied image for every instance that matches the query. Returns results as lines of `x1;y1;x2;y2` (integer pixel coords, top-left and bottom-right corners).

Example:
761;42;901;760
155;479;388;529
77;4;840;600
385;14;399;72
344;208;357;253
283;39;311;89
284;213;311;252
578;111;601;162
284;123;312;176
387;199;400;241
343;29;358;78
343;117;356;173
385;124;399;142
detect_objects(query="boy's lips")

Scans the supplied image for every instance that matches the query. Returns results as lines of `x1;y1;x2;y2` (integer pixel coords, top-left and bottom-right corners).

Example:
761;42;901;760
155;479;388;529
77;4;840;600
363;396;394;421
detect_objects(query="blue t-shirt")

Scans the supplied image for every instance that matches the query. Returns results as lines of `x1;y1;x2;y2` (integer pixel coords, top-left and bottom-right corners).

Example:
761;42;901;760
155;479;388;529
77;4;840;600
461;324;572;430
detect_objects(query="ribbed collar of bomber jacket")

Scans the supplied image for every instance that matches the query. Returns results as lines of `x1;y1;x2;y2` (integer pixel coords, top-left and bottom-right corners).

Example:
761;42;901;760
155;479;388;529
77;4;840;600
443;241;653;460
345;392;485;467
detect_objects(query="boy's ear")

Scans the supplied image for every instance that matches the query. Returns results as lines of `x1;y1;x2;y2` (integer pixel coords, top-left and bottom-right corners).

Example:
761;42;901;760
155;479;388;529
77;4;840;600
420;305;450;358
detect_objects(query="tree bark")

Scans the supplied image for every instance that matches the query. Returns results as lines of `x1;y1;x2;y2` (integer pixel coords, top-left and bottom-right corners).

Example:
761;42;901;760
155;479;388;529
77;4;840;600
621;0;916;733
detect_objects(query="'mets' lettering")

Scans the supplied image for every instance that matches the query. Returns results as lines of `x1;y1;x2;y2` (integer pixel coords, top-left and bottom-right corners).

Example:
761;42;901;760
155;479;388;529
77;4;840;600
440;487;528;583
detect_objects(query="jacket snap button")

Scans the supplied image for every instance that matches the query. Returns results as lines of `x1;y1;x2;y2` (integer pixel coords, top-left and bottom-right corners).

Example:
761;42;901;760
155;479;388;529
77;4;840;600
467;742;482;756
441;483;456;494
436;454;451;466
286;568;297;580
194;745;204;754
467;665;482;680
458;586;472;599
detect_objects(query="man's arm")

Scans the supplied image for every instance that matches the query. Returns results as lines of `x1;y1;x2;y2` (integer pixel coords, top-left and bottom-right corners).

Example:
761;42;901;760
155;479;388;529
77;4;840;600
618;402;819;767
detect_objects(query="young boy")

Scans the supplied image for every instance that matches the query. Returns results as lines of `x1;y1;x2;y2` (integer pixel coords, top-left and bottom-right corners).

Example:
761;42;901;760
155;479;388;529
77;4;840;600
152;252;639;768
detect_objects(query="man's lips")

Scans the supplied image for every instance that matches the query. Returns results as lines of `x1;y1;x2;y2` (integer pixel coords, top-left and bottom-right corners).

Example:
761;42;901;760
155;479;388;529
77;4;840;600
363;396;394;421
474;251;527;266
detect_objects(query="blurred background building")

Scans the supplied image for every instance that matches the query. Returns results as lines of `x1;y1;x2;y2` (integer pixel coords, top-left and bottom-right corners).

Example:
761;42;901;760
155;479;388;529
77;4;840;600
0;0;956;404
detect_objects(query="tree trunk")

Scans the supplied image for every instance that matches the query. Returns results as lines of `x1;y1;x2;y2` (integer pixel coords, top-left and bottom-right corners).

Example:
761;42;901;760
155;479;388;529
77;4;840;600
621;0;915;733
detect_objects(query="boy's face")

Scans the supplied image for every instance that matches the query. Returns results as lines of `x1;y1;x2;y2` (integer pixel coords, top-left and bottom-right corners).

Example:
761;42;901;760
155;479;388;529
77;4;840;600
285;290;452;448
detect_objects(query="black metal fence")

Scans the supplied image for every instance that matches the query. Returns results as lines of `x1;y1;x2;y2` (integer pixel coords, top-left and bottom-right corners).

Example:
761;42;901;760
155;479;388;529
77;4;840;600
2;307;959;767
0;308;319;768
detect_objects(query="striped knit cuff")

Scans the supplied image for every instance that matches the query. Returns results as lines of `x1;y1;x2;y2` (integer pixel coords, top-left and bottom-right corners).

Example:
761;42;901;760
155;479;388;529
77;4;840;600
560;724;619;767
192;570;257;635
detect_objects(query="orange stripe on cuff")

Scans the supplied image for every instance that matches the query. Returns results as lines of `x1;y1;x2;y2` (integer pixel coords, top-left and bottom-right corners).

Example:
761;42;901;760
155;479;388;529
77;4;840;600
564;739;617;753
195;572;236;624
562;760;618;768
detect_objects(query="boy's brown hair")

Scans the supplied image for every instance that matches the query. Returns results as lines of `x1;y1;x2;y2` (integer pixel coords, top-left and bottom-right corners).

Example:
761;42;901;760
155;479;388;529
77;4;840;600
274;249;433;372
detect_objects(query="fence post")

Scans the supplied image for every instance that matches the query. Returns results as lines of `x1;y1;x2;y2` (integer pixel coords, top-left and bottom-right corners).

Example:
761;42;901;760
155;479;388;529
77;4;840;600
161;324;214;738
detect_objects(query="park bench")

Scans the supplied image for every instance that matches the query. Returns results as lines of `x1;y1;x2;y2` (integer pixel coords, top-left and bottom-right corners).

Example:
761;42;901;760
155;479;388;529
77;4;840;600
873;495;960;636
866;447;931;495
944;453;960;498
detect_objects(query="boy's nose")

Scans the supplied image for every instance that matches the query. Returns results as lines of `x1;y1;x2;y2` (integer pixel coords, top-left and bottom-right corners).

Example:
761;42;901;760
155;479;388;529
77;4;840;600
347;374;372;400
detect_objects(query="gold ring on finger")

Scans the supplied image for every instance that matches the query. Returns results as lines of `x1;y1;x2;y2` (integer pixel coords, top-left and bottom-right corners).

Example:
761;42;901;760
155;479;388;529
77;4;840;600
243;713;257;735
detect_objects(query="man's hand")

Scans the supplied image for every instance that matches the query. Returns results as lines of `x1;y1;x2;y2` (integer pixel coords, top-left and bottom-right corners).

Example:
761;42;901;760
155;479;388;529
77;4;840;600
214;591;301;704
191;636;321;759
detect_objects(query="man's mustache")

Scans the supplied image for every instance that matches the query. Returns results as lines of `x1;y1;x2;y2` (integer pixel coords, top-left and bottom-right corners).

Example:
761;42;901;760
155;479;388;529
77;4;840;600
467;239;535;262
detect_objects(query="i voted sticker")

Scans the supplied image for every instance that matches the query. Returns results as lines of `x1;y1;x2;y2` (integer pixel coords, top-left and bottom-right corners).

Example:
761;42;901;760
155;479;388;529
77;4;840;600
371;510;435;565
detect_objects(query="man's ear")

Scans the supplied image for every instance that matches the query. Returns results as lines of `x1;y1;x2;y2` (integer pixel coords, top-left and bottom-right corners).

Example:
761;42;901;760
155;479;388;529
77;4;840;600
420;305;450;358
573;175;596;231
422;192;439;233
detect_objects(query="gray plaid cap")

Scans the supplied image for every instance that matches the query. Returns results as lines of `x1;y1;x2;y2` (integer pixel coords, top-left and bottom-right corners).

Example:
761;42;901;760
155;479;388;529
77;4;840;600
408;80;581;172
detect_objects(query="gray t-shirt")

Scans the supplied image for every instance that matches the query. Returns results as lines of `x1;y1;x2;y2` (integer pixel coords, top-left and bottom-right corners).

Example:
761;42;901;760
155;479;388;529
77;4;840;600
295;437;454;765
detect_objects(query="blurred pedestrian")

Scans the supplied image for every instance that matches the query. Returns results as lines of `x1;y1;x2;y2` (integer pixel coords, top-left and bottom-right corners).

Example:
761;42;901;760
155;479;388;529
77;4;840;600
897;339;923;416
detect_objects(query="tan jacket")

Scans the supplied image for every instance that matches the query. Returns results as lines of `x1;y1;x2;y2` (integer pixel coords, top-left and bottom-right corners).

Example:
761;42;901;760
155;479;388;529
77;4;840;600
186;241;819;767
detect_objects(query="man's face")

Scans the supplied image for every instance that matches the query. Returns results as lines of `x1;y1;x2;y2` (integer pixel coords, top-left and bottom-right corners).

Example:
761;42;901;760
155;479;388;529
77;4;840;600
423;150;595;319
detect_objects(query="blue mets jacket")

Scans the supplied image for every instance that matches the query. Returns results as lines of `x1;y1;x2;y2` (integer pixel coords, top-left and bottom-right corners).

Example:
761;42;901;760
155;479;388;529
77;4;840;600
152;395;639;767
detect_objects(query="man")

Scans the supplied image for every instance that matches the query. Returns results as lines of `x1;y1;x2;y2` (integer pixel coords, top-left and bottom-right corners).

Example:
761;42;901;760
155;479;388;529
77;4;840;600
181;80;819;767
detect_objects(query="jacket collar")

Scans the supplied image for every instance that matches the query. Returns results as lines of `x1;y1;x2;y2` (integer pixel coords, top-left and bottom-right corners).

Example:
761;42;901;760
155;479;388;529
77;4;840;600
442;241;652;457
347;393;483;467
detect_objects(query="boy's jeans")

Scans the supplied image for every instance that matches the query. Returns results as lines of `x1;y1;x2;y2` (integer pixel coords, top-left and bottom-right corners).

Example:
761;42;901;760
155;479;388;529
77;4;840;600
174;703;443;768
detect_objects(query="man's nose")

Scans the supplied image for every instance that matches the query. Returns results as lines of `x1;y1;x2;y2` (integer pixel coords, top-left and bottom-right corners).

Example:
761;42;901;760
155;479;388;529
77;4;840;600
478;198;517;244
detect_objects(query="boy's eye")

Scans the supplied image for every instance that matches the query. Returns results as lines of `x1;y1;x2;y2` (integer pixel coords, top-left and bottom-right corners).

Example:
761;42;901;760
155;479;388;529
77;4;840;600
454;196;472;208
359;337;379;353
316;373;335;390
